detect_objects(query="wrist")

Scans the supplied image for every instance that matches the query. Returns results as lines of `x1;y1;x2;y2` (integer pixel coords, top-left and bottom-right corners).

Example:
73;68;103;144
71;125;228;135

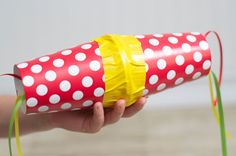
19;112;56;135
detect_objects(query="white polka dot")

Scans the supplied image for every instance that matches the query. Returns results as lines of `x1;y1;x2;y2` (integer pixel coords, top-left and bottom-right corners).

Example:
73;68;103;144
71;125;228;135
193;52;202;62
167;70;176;80
45;70;57;81
26;97;38;107
153;34;163;38
23;76;34;87
17;63;28;69
186;35;196;42
27;112;37;115
172;33;183;36
72;107;81;111
39;56;50;62
192;72;201;79
175;77;184;85
73;91;84;100
59;80;71;92
157;83;166;91
102;75;105;82
75;53;86;61
48;110;58;113
49;94;60;104
191;32;200;35
53;59;64;68
135;35;145;39
36;84;48;96
143;89;149;95
175;55;185;66
82;76;93;88
149;75;158;85
38;106;49;112
182;43;191;53
94;87;104;97
81;44;92;50
145;63;149;72
61;49;72;55
144;48;154;58
31;64;42;73
149;38;159;46
61;103;72;110
89;60;101;71
68;65;80;76
203;60;211;70
157;59;167;70
162;46;173;55
83;100;94;107
185;65;194;75
199;41;209;50
168;37;178;44
95;48;101;56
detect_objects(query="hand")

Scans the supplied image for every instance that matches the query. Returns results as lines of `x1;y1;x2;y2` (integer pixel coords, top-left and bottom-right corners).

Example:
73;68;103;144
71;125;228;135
0;96;146;137
49;97;147;133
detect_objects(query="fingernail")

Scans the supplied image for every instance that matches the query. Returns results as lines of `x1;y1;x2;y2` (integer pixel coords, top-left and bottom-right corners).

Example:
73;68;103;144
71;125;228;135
142;97;147;103
96;102;101;110
118;99;125;105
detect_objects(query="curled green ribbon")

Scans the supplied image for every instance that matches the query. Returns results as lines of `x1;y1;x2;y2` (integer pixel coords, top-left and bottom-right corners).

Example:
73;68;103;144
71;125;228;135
211;71;227;156
8;95;25;156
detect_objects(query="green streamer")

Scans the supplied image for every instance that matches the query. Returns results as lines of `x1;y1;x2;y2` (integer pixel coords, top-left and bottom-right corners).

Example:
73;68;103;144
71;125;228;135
211;71;227;156
8;95;25;156
6;73;228;156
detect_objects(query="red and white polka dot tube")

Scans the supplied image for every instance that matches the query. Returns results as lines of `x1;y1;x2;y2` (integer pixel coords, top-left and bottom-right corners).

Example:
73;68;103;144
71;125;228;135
14;32;211;114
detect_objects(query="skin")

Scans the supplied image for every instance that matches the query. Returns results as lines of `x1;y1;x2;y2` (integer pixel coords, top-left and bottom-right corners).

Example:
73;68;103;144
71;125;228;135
0;96;146;137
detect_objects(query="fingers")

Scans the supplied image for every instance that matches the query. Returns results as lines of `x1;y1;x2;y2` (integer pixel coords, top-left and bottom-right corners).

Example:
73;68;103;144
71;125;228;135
104;99;126;126
122;97;146;118
86;102;105;133
48;97;146;134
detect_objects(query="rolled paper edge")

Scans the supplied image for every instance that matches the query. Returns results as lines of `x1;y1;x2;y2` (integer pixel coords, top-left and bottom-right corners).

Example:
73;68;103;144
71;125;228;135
202;32;212;75
13;65;27;114
95;34;146;107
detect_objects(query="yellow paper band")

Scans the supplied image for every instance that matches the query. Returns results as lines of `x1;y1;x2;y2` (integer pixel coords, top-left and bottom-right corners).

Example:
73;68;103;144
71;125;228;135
95;34;146;107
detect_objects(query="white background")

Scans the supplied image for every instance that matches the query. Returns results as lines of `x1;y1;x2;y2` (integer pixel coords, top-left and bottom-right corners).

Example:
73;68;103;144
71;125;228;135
0;0;235;109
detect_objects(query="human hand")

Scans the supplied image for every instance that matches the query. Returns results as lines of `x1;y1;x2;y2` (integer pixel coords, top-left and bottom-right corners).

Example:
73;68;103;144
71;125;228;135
0;96;146;137
48;97;147;133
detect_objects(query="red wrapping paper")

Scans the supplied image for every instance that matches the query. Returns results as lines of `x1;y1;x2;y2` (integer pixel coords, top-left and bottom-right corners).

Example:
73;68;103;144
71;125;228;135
14;32;211;114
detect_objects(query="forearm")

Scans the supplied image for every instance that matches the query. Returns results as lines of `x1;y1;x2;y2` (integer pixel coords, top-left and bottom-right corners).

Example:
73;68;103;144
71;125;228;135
0;95;54;137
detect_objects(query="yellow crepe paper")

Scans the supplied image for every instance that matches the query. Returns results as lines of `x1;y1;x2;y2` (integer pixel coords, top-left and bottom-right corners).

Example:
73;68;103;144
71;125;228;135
95;34;146;107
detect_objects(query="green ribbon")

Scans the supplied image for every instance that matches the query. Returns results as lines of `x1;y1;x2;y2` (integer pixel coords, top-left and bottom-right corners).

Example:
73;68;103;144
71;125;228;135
211;71;227;156
6;72;228;156
8;95;25;156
